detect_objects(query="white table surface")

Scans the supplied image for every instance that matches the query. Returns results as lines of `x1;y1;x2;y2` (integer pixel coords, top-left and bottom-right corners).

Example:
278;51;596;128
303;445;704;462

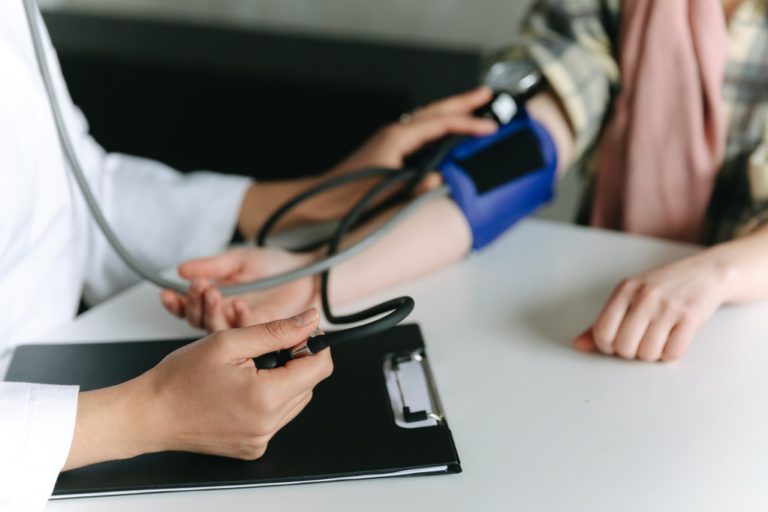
21;218;768;511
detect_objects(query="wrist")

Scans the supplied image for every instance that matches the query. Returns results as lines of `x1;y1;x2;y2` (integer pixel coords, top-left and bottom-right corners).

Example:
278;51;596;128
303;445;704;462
64;377;161;471
702;244;751;305
702;242;760;304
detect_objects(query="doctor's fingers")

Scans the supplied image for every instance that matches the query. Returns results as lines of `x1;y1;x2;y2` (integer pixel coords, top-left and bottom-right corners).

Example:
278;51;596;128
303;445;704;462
221;310;320;362
415;87;493;120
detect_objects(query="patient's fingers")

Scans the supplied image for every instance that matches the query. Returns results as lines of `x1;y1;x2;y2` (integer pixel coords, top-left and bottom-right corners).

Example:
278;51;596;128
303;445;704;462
161;289;186;318
573;329;596;352
203;288;229;332
394;114;497;159
185;278;209;329
418;87;493;119
234;300;255;328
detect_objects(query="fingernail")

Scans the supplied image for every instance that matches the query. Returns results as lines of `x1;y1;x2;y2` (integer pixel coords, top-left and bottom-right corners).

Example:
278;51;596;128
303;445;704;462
292;308;319;326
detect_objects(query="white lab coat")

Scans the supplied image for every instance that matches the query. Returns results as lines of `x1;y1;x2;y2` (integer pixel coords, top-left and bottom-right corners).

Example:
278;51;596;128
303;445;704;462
0;3;251;510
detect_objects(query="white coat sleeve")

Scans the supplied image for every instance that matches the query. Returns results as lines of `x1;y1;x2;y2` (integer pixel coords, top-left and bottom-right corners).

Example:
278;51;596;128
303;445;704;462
0;381;78;512
37;11;253;303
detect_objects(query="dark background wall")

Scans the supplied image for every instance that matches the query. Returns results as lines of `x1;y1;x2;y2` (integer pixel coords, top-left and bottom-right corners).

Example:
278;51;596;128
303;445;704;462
43;12;483;181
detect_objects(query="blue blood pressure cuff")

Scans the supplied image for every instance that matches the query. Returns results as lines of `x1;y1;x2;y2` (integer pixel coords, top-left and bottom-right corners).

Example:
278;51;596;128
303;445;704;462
438;107;557;250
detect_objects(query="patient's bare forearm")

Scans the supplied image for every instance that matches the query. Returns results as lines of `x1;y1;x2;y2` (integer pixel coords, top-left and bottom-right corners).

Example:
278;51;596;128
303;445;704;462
326;198;472;305
705;224;768;304
322;92;574;305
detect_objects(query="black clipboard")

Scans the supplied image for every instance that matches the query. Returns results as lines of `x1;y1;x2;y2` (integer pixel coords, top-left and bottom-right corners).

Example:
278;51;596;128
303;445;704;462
5;324;461;498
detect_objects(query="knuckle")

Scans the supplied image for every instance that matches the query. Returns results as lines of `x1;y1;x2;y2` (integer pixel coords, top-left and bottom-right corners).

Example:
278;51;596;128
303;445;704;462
636;284;660;304
678;309;699;327
661;293;686;311
657;297;677;316
618;278;639;295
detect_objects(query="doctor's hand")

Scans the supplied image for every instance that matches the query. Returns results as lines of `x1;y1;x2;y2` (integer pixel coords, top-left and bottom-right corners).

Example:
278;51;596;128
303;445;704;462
64;309;332;470
572;253;729;362
161;247;319;331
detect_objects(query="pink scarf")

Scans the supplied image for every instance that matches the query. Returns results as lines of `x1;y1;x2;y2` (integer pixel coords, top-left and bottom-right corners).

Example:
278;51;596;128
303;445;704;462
591;0;730;242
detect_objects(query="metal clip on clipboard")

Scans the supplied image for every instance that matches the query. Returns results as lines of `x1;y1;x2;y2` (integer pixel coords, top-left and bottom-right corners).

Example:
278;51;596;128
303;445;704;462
384;350;446;429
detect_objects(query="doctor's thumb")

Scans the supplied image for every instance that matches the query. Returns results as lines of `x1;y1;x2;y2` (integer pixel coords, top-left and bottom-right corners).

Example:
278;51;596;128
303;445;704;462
228;308;320;359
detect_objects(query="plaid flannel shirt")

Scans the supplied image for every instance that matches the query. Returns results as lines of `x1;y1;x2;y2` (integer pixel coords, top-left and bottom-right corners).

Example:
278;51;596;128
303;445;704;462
492;0;768;244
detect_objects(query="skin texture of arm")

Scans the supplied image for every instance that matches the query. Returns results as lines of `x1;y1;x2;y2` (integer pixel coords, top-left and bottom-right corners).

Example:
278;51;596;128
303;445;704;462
63;309;332;471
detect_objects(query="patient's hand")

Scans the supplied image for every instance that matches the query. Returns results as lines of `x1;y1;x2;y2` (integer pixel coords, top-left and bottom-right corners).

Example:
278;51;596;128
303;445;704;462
288;87;498;226
161;248;319;331
573;252;729;362
331;86;496;174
